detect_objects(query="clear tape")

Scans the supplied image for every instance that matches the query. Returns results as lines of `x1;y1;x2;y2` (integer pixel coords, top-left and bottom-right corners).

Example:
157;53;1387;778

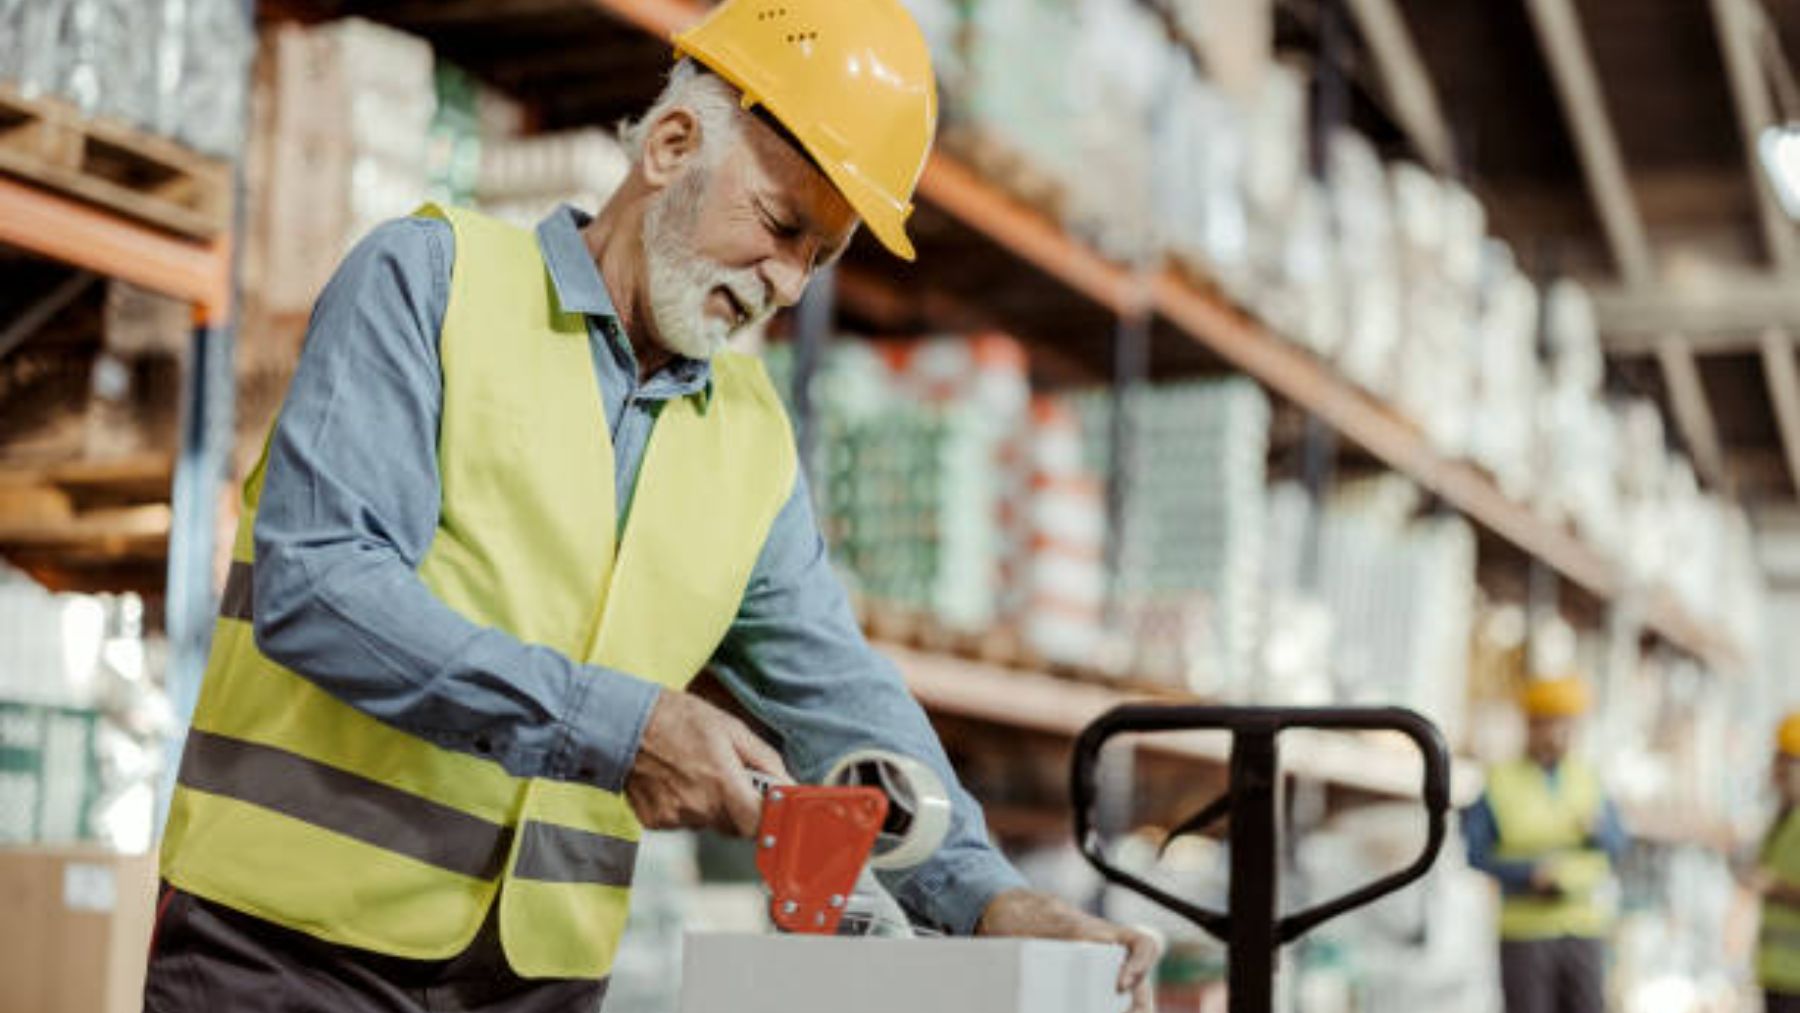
823;749;953;872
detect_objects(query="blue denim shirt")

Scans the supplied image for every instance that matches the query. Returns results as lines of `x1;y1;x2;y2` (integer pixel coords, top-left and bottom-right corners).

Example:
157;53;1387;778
250;206;1026;933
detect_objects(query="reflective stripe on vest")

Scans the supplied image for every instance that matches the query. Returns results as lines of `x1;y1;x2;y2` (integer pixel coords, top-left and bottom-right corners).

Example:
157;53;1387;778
1761;810;1800;992
1487;759;1615;940
160;204;798;979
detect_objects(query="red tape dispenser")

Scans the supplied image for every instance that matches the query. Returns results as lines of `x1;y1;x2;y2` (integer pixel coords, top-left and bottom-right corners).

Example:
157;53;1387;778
754;785;889;935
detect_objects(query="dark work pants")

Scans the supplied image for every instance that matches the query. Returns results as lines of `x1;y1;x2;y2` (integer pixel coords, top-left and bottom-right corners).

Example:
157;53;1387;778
1498;937;1605;1013
1770;991;1800;1013
142;886;608;1013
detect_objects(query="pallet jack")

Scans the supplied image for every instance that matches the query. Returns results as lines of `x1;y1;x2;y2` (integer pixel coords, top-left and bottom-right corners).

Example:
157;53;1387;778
1070;705;1453;1013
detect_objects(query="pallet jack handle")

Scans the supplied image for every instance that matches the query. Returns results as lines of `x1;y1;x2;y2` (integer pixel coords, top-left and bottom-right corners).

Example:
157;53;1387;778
1069;705;1452;1013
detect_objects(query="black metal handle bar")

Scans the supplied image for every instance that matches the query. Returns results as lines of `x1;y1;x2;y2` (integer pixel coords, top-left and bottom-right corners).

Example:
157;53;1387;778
1069;705;1452;1013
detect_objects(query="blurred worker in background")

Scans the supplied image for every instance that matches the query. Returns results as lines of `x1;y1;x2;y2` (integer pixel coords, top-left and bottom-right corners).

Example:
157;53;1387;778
1463;675;1629;1013
141;0;1156;1009
1758;713;1800;1013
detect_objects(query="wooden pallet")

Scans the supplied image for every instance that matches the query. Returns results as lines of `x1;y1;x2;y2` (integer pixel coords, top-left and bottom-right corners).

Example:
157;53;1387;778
0;85;230;240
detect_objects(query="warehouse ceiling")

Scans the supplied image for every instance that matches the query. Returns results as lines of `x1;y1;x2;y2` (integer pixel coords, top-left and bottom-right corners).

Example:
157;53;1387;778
1378;0;1800;508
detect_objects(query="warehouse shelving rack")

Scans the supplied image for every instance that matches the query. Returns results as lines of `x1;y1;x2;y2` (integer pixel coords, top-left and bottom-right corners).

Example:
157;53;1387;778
0;132;240;734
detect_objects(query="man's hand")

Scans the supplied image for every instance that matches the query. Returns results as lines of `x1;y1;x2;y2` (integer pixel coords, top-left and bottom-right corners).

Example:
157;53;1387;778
1762;873;1800;907
1528;864;1563;897
624;689;790;837
976;889;1160;1013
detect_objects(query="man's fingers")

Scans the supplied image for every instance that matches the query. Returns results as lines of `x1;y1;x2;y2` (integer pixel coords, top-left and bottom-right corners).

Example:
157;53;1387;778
1117;930;1158;991
716;743;767;838
728;719;791;782
1129;976;1155;1013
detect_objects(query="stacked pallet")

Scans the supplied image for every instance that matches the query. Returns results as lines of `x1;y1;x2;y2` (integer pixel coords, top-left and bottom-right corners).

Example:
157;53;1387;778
1073;380;1271;695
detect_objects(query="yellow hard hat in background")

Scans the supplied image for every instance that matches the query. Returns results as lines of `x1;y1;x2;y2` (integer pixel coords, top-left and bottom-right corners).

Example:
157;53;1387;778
674;0;938;261
1779;712;1800;757
1521;676;1592;719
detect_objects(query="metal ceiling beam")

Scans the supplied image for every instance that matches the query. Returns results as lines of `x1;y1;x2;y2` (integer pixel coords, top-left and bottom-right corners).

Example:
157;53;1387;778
1343;0;1455;174
1710;0;1800;496
1522;0;1731;492
1655;334;1728;486
1595;279;1800;347
1520;0;1655;287
1709;0;1798;271
1763;329;1800;497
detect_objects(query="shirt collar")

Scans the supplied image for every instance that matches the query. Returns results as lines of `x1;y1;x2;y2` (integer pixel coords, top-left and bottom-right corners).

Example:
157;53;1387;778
535;204;713;407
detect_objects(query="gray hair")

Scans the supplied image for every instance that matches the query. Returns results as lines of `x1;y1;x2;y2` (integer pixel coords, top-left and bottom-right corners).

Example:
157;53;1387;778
619;59;745;167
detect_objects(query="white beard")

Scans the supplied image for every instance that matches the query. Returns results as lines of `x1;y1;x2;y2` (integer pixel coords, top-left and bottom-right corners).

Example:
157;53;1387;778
642;169;775;361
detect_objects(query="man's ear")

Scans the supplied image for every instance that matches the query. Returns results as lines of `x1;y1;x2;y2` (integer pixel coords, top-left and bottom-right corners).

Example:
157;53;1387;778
642;107;704;190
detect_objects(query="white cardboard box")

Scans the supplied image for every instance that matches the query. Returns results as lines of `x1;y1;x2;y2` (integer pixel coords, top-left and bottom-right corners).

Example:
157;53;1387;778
678;934;1132;1013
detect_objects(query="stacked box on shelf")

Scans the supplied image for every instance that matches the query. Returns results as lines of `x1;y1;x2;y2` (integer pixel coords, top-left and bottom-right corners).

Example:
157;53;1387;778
1468;243;1541;501
953;0;1083;195
1074;379;1270;695
1613;398;1670;592
1263;478;1476;743
477;129;631;228
1020;396;1108;668
1239;65;1316;339
1328;130;1400;376
0;0;251;157
428;63;485;208
0;702;101;844
170;0;256;157
1155;65;1252;296
256;18;437;314
765;336;1032;636
1533;280;1617;540
1241;99;1337;354
1390;165;1483;458
1060;0;1168;263
888;336;1033;634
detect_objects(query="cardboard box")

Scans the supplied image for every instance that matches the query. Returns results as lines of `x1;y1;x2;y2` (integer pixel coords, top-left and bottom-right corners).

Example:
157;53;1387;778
678;934;1131;1013
0;846;158;1013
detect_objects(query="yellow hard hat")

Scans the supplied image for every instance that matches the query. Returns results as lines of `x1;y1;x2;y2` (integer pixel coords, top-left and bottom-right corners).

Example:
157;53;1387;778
674;0;938;261
1780;712;1800;757
1521;676;1591;719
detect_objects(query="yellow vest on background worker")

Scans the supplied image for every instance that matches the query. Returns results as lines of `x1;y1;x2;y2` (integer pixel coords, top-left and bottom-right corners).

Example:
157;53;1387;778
1488;758;1615;939
1763;808;1800;992
1763;713;1800;993
159;205;798;980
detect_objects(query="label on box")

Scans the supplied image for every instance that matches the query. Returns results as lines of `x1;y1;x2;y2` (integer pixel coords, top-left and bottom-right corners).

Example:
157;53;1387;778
64;862;117;913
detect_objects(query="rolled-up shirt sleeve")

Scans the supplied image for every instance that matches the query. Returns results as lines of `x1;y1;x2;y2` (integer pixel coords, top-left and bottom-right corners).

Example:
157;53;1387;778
709;473;1029;934
249;217;660;792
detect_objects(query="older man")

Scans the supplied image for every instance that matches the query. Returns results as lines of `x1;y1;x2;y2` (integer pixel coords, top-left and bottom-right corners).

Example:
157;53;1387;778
1759;713;1800;1013
142;0;1156;1010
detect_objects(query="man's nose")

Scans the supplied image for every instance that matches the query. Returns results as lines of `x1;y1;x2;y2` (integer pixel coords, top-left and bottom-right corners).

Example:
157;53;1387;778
761;252;810;308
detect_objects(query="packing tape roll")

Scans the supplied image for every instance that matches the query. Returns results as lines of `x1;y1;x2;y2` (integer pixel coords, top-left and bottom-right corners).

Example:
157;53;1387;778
823;749;953;871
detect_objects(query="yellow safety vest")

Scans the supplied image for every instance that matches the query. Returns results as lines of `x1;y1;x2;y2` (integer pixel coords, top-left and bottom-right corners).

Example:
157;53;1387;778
1487;758;1615;940
1760;808;1800;993
160;205;797;980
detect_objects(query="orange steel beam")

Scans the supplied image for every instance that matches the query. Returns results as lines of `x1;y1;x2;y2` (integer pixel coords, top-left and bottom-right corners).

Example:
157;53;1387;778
0;175;231;322
915;156;1144;317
